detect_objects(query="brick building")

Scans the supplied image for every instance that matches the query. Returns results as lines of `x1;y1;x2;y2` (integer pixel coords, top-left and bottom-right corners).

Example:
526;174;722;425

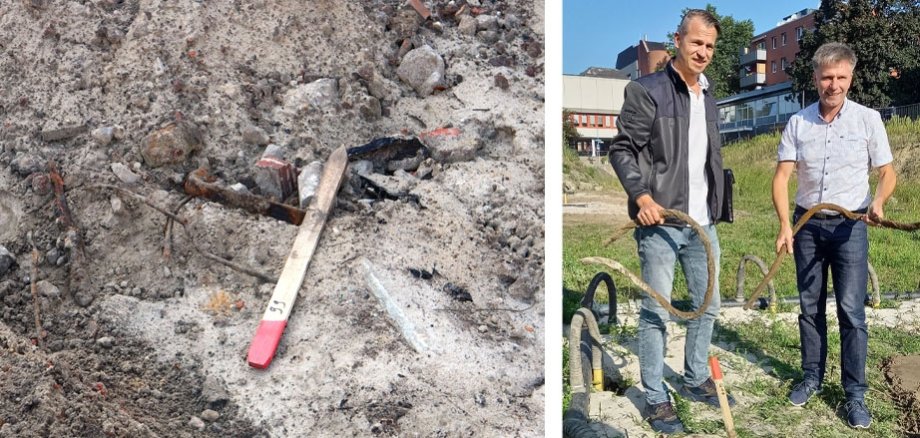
739;9;816;90
615;39;671;81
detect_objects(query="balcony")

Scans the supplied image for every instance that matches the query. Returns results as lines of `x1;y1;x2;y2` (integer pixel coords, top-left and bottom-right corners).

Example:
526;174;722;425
739;49;766;66
740;73;767;89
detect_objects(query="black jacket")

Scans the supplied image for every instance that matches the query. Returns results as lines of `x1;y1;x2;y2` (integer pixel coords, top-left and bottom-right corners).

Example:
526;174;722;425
609;63;725;225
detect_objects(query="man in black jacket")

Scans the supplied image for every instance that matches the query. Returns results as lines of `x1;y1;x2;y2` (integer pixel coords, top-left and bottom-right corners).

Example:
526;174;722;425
609;9;731;434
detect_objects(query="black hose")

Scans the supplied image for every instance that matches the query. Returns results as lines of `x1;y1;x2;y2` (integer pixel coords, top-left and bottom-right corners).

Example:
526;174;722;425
580;272;617;326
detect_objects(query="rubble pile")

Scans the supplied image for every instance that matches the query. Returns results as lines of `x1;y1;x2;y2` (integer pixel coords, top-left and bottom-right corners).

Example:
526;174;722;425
0;0;544;436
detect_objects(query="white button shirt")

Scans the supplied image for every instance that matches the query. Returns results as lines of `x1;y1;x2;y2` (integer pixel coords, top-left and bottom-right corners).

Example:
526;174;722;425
777;99;893;211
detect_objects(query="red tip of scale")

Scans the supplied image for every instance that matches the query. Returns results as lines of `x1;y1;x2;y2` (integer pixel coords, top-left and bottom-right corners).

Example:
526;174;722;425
247;320;287;369
709;356;723;380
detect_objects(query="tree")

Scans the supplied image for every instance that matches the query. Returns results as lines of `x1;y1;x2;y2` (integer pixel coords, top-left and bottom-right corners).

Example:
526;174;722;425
666;4;754;99
787;0;920;108
562;109;579;150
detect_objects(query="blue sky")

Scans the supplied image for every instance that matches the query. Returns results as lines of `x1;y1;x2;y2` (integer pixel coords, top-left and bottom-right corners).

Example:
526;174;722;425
563;1;819;74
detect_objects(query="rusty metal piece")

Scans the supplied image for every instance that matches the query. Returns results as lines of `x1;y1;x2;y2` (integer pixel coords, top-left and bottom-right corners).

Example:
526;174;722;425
183;168;306;225
408;0;431;20
48;162;89;304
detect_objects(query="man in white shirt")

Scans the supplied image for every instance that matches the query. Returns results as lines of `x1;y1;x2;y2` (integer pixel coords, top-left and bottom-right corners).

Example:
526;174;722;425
772;41;896;429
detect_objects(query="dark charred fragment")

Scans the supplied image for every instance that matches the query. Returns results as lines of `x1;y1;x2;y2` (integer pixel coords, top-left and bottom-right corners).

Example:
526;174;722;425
184;168;306;225
444;282;472;302
347;137;429;174
408;268;433;280
357;174;423;208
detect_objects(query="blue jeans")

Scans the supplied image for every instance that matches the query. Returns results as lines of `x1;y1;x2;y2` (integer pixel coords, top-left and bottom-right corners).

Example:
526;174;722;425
635;224;720;405
792;210;869;401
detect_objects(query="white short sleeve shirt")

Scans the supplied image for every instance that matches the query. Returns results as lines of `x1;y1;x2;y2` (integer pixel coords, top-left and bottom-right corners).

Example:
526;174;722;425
777;99;893;211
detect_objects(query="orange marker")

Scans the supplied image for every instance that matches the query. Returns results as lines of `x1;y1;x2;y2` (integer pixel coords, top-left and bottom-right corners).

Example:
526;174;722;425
709;356;737;438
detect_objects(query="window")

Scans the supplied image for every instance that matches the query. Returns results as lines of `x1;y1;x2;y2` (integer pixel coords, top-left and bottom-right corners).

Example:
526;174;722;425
782;33;787;46
772;61;777;73
781;58;787;71
772;37;777;49
796;26;804;40
589;115;594;126
581;115;587;125
757;41;765;50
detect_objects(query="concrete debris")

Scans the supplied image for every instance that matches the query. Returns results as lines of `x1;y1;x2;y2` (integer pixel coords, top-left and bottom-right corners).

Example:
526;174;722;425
91;126;115;145
419;127;481;163
396;45;445;97
458;15;477;35
200;409;220;422
111;163;141;185
242;125;270;146
408;0;431;20
253;145;295;201
11;154;43;177
0;246;15;277
281;78;339;115
140;121;203;168
41;124;87;142
297;160;323;209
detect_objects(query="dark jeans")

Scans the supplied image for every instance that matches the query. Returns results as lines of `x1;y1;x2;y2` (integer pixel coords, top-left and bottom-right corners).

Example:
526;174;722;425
792;207;869;401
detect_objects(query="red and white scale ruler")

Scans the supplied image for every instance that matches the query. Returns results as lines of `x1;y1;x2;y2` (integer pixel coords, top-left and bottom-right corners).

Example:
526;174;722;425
246;146;347;369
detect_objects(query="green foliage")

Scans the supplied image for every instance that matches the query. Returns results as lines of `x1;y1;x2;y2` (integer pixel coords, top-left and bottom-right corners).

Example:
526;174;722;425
787;0;920;108
562;109;579;149
562;339;571;415
666;4;755;99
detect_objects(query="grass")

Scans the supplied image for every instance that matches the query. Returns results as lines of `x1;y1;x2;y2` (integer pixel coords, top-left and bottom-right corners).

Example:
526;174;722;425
562;146;621;192
562;118;920;434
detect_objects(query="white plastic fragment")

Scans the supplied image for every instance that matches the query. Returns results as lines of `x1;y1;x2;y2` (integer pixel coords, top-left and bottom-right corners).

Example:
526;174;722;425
362;258;428;353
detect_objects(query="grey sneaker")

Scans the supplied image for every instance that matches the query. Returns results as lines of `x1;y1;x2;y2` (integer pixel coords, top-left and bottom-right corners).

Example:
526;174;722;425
789;379;821;406
643;401;684;434
845;399;872;429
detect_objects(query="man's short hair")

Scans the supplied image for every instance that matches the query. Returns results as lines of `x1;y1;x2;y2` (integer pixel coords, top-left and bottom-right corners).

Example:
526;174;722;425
678;9;721;37
812;42;857;71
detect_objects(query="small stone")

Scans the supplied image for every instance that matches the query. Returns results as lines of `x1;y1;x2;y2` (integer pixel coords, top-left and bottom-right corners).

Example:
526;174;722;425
200;409;220;422
494;73;509;90
0;246;15;276
242;125;270;146
478;324;488;333
96;336;114;348
36;280;60;299
476;14;498;31
188;416;205;430
30;173;52;195
229;183;250;194
297;161;323;209
11;154;43;176
110;196;123;214
91;126;115;145
458;15;477;35
140;122;203;168
74;292;94;307
281;78;339;114
477;30;500;44
111;163;141;184
396;45;446;97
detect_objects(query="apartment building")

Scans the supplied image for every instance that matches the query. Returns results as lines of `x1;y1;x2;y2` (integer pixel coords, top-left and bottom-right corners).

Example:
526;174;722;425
739;8;816;91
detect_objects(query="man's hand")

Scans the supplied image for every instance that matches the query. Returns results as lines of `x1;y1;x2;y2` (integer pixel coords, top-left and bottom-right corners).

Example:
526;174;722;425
775;224;794;254
635;194;665;226
864;200;885;226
